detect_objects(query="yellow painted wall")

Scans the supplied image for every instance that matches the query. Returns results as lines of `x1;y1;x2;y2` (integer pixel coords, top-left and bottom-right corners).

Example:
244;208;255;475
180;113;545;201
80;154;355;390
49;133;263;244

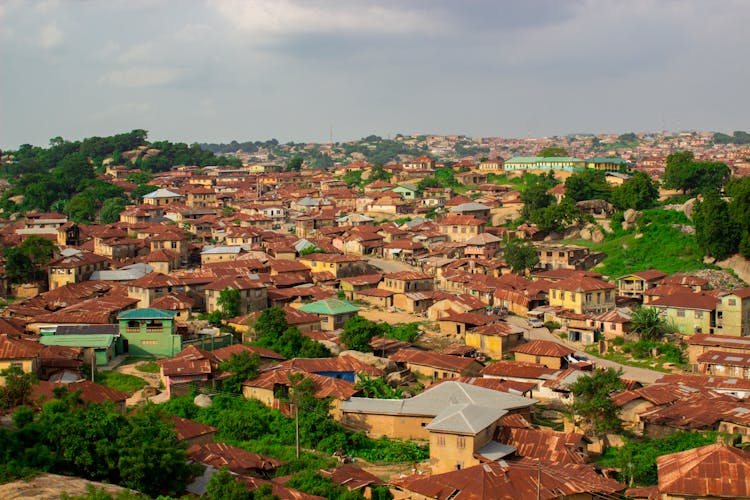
514;352;563;370
340;412;433;440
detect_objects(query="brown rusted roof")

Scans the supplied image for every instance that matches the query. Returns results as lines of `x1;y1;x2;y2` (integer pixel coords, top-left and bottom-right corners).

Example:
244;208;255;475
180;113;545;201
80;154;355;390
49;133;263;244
0;333;43;359
238;476;325;500
648;291;719;310
550;275;615;292
390;459;624;500
453;377;536;395
639;391;746;430
319;464;383;490
498;427;588;464
698;350;750;367
440;312;499;326
187;442;282;474
686;334;750;349
383;271;433;281
390;348;479;372
212;343;285;362
242;369;359;401
339;274;383;286
611;382;698;407
32;380;128;406
657;443;750;497
481;360;558;379
271;356;382;377
510;340;574;358
169;415;217;441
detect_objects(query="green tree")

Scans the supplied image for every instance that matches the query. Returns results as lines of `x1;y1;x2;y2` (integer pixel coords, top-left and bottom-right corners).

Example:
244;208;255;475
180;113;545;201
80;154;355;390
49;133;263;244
66;193;97;223
503;238;539;274
253;307;289;339
355;374;402;399
368;164;392;182
520;173;557;218
19;235;57;266
220;352;260;394
116;406;191;497
538;147;568;157
2;248;37;283
611;171;659;210
569;367;625;436
343;170;363;188
662;151;695;194
0;367;37;409
564;169;611;202
693;190;739;259
207;467;252;500
100;198;127;224
217;287;242;319
663;151;731;194
286;157;303;171
340;316;382;352
629;307;676;341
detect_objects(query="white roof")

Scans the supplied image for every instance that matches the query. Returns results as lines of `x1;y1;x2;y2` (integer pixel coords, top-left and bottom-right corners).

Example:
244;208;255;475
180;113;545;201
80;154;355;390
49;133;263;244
450;202;491;212
143;188;181;199
201;245;243;255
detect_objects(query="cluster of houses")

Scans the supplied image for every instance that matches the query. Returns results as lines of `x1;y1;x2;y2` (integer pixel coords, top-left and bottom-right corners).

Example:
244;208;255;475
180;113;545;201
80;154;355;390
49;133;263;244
1;155;750;498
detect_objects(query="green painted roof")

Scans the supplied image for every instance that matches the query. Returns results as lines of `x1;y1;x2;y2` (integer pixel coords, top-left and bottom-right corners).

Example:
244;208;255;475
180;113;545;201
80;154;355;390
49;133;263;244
586;157;630;165
298;299;360;315
117;308;177;320
40;334;114;349
505;156;585;164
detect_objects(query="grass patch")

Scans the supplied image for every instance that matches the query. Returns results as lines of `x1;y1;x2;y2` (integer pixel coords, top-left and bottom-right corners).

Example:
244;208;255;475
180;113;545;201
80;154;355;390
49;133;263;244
566;209;711;278
118;356;157;367
135;362;160;373
585;338;686;372
92;371;148;394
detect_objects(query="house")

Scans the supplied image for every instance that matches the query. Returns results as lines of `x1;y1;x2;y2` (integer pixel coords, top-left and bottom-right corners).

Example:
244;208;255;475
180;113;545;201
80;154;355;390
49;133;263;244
535;244;594;270
454;171;486;186
200;245;245;265
427;293;488;321
651;444;750;500
268;355;382;383
464;232;502;259
645;292;719;335
340;380;534;445
117;308;181;357
389;457;623;499
142;188;182;206
586;308;633;339
439;214;486;243
169;415;217;446
617;270;667;300
353;287;394;308
448;202;491;220
379;271;434;293
697;350;750;379
318;464;384;498
510;340;575;370
548;275;616;315
47;250;110;290
0;333;43;380
296;299;359;331
159;345;220;397
497;419;589;464
478;159;505;173
465;322;525;360
716;287;750;337
204;276;268;316
684;333;750;367
392;290;453;315
212;343;285;366
187;442;282;478
40;333;115;366
438;312;500;336
242;368;359;418
392;184;418;200
611;383;697;432
339;274;383;300
32;380;129;413
389;349;483;383
298;253;366;279
150;292;195;321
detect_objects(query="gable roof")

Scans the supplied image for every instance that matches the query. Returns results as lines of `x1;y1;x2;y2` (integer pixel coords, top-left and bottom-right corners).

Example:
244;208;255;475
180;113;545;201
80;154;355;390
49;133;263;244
297;299;359;315
657;444;750;497
187;442;282;474
117;308;177;320
510;340;574;358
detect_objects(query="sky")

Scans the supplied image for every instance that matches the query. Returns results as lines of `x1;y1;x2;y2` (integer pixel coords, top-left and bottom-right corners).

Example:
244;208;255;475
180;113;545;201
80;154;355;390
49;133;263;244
1;0;749;149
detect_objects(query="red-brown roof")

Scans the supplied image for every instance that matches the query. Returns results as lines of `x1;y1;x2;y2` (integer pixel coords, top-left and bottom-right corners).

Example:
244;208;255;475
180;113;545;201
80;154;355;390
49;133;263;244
698;350;750;367
271;356;382;377
383;271;433;281
657;444;750;498
550;275;615;292
0;333;43;359
480;360;558;379
648;292;719;311
169;415;217;441
187;442;282;474
32;380;128;406
212;343;285;362
510;340;574;358
242;369;359;401
389;349;479;372
498;426;588;464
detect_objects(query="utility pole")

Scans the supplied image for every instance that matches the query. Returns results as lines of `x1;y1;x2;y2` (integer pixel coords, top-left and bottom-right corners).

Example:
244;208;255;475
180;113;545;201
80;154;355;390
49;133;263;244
294;400;300;459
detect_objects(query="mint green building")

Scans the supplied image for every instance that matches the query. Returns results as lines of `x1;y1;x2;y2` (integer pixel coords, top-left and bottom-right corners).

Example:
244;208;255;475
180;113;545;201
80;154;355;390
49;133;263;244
393;184;418;200
298;299;359;331
117;308;181;357
40;334;115;366
504;157;587;172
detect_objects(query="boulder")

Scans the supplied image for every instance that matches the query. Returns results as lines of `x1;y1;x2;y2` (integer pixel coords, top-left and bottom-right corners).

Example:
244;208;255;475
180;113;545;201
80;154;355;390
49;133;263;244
321;340;341;355
194;394;212;408
623;208;641;224
340;350;397;372
590;226;605;243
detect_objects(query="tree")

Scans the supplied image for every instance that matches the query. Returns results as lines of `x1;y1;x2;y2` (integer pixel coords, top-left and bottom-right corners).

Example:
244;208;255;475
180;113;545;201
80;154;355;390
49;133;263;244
116;406;192;497
569;367;625;436
100;198;126;224
343;170;363;188
693;190;739;259
207;467;252;500
220;352;260;394
286;157;303;171
19;235;57;266
66;193;97;223
564;169;611;202
253;307;289;339
520;173;556;218
662;151;695;194
217;287;242;319
611;171;659;210
663;151;730;194
368;164;392;182
538;147;568;157
503;238;539;274
0;367;36;409
629;307;676;341
340;316;382;352
355;375;402;399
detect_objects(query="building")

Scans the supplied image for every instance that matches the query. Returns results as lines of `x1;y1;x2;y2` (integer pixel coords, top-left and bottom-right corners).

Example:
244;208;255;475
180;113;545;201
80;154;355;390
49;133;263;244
296;299;359;331
298;254;366;279
0;334;42;380
379;271;434;294
716;288;750;337
535;244;594;271
617;270;667;300
439;214;486;243
645;292;719;335
548;275;616;315
389;349;484;382
47;250;110;290
510;340;575;370
117;308;181;357
465;322;525;360
503;156;587;172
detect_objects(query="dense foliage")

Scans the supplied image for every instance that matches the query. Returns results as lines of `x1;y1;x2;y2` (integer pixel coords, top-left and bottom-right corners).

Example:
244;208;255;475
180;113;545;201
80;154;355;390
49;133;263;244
611;171;659;211
629;307;677;341
564;169;611;202
503;238;539;274
598;431;717;486
0;391;192;496
662;151;730;194
693;190;740;260
251;307;332;359
569;367;625;436
341;316;421;352
219;352;260;394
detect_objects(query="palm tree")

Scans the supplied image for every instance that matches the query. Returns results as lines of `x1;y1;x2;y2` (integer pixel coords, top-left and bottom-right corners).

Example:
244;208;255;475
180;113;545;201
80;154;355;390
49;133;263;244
630;307;676;341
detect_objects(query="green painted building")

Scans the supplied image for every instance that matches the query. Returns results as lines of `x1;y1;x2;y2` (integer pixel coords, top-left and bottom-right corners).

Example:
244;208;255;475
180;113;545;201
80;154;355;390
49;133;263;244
504;156;587;172
393;184;418;200
585;157;632;172
40;334;115;366
298;298;360;331
117;308;181;357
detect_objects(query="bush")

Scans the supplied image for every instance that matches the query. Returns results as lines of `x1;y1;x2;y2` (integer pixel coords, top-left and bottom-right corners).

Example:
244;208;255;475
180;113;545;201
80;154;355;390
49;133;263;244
544;321;561;331
611;337;625;346
135;362;159;373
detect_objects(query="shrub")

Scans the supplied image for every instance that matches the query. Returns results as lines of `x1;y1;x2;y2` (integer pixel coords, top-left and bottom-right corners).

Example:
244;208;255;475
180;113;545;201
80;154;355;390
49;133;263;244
544;321;561;331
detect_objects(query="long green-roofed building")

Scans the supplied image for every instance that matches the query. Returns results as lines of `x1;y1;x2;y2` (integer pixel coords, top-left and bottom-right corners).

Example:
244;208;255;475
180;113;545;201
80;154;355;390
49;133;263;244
297;299;360;331
40;334;115;366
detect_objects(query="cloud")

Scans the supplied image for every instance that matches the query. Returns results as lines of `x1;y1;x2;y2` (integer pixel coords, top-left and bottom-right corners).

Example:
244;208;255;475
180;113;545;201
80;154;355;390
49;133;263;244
98;66;179;87
210;0;443;37
39;21;63;48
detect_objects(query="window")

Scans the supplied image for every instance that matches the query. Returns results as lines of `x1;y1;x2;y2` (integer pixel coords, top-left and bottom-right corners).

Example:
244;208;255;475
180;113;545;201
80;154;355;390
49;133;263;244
728;299;737;306
436;435;446;447
457;437;466;448
559;252;565;257
677;310;686;318
585;293;592;302
552;290;557;299
141;340;158;345
695;311;703;319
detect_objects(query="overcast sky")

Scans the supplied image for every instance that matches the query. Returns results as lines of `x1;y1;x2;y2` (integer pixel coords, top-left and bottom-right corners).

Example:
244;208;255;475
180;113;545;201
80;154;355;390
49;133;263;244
1;0;749;149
